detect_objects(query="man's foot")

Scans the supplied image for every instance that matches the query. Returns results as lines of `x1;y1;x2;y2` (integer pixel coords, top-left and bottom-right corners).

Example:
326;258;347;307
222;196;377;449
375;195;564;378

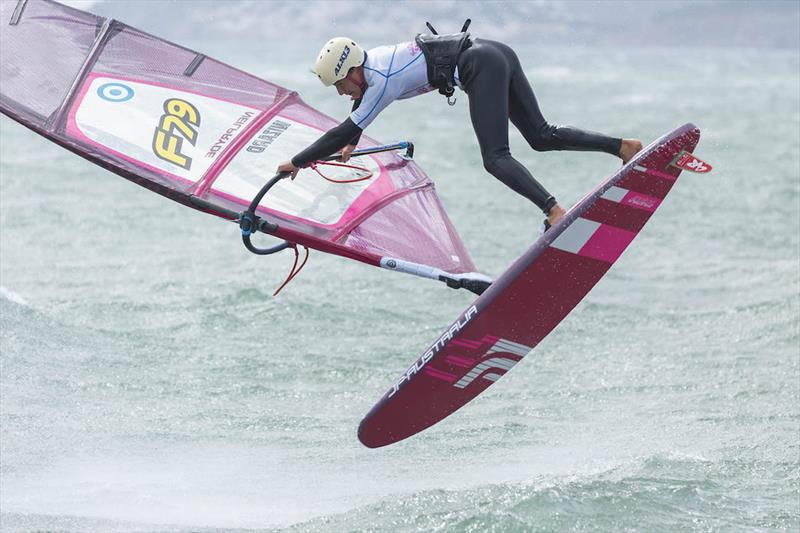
619;139;643;164
539;204;566;236
547;204;566;226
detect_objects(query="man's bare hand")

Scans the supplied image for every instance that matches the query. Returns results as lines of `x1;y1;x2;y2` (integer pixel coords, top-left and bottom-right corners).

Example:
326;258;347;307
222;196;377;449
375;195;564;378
340;144;357;163
276;160;300;179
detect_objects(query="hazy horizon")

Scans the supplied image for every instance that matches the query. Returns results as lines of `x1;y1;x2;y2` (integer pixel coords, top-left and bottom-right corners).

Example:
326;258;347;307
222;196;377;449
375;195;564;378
60;0;799;51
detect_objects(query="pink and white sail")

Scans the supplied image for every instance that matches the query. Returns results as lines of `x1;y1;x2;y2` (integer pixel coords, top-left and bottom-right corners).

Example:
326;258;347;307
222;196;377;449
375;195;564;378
0;0;475;274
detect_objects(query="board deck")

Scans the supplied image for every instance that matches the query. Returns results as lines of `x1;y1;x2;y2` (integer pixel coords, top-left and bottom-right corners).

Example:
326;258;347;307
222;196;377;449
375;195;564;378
358;123;703;448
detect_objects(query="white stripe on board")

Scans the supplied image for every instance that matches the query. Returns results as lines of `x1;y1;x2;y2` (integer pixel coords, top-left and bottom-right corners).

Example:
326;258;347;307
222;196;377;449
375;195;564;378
453;357;519;389
488;339;532;357
550;218;600;254
601;186;628;203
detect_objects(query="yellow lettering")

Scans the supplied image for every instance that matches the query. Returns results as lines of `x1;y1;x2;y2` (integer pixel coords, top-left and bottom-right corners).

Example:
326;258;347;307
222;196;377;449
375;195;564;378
153;129;189;169
151;98;201;170
161;114;197;144
164;98;199;126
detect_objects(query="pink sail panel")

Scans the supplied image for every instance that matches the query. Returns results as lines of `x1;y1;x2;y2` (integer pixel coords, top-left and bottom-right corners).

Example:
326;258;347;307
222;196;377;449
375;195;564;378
0;0;475;274
359;124;702;448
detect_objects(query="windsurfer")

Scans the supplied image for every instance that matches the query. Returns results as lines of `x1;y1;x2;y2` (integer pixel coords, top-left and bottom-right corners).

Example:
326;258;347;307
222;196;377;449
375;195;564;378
277;31;642;232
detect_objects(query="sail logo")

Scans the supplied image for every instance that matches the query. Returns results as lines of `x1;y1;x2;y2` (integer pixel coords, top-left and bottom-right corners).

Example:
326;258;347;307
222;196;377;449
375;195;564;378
246;119;290;153
205;111;255;158
334;45;351;76
152;98;201;170
97;82;134;103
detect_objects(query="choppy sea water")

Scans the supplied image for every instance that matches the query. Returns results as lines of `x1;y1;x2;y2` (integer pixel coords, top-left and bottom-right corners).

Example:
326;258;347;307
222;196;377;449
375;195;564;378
1;36;798;533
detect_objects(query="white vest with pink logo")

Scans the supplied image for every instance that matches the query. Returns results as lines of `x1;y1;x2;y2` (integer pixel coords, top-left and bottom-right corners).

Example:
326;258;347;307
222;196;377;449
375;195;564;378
350;41;446;130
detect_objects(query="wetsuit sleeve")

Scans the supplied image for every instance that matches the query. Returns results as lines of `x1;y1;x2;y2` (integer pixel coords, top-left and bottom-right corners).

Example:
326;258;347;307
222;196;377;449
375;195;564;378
349;98;363;146
290;118;363;168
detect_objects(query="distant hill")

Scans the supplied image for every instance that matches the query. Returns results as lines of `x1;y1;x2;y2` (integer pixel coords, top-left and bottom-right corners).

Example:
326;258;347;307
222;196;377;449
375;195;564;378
72;0;799;50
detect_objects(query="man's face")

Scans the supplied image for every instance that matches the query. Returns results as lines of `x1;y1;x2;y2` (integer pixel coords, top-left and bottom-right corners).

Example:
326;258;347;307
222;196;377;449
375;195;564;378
334;73;362;101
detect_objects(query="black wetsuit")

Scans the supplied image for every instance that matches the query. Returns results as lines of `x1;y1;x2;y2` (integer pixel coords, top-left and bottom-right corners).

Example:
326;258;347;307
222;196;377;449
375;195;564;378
457;39;621;213
292;38;622;214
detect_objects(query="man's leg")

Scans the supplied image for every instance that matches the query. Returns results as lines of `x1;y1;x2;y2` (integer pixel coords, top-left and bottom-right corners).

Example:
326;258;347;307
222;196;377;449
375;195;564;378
504;50;623;156
460;42;557;215
500;43;641;225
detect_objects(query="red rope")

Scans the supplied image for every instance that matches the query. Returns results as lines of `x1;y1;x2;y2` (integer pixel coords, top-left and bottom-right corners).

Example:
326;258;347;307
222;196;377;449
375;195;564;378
272;244;310;296
309;161;373;183
270;159;367;296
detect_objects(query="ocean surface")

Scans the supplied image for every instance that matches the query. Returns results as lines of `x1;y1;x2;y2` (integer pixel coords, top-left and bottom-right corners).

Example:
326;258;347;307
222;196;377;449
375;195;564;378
1;25;799;533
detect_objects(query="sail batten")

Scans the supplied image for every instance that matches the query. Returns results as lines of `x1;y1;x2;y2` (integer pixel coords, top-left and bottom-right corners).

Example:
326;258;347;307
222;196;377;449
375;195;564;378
46;17;115;132
192;91;299;198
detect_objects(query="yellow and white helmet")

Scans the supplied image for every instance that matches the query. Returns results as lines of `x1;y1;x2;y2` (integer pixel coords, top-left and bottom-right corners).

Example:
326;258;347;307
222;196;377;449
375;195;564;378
312;37;366;86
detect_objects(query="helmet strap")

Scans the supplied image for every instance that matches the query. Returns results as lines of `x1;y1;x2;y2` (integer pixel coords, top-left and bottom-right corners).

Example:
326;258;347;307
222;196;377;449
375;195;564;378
346;66;367;92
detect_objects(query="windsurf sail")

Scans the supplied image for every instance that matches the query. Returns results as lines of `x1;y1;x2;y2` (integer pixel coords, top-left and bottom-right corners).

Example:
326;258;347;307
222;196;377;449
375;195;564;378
0;0;479;286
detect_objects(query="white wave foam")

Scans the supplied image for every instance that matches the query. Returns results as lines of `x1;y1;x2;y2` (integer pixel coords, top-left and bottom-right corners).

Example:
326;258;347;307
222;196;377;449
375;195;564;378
0;286;28;306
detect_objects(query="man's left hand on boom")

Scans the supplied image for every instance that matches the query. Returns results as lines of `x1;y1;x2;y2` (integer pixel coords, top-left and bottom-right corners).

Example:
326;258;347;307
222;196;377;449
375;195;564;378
276;38;367;177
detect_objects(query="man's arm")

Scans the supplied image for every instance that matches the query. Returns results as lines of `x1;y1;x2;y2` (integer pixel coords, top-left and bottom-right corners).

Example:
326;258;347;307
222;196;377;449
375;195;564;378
348;98;363;147
290;118;363;168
